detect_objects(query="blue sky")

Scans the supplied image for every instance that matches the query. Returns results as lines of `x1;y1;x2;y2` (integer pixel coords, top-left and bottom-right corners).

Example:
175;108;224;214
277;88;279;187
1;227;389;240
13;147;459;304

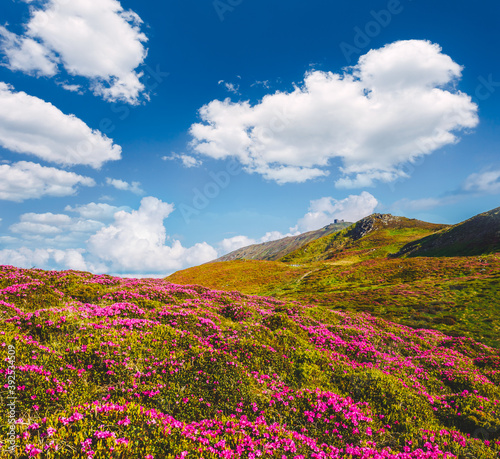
0;0;499;275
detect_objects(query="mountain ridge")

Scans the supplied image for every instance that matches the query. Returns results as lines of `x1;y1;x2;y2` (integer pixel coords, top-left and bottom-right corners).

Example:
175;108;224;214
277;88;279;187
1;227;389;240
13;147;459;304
394;206;500;257
279;213;448;263
215;221;351;262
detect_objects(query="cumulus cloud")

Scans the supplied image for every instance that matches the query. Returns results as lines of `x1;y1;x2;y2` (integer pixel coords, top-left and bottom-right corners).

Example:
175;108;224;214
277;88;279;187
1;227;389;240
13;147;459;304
106;178;144;195
10;213;71;235
296;192;379;232
20;213;72;225
163;153;202;168
2;197;219;275
6;212;104;253
219;235;257;254
260;231;294;243
60;83;82;93
0;0;148;104
0;26;58;76
0;247;51;269
0;83;121;167
218;230;300;255
463;169;500;194
0;161;95;202
10;222;63;235
0;247;92;272
190;40;478;186
51;249;90;271
87;197;218;274
10;212;102;236
65;202;130;221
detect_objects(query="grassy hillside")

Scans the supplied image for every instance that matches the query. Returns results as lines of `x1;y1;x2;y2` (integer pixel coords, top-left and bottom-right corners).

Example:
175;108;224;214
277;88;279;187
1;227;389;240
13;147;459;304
395;206;500;257
216;222;351;262
168;255;500;349
280;214;447;264
1;265;499;458
169;212;500;348
169;260;310;293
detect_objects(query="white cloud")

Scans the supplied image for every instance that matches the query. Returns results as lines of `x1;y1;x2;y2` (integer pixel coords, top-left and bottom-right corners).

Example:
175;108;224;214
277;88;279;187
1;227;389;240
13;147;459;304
106;177;143;194
352;40;463;91
87;197;218;274
251;80;270;89
10;222;63;235
295;192;379;232
219;235;257;253
218;80;240;94
0;26;58;76
163;153;202;168
0;0;148;104
0;209;109;268
0;247;51;269
7;212;104;250
0;247;93;272
51;249;90;271
60;83;82;93
99;195;115;202
2;197;218;274
0;161;95;202
260;231;294;243
10;213;73;236
65;202;129;221
19;213;73;225
190;40;478;186
0;82;121;167
464;169;500;194
218;230;301;254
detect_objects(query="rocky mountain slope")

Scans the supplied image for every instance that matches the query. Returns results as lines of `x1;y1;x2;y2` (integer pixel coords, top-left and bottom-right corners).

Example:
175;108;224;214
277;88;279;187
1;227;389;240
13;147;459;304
395;206;500;257
280;214;448;263
215;221;351;262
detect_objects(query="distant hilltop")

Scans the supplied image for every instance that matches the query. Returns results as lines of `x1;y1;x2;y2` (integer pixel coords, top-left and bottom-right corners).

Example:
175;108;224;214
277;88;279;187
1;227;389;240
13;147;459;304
394;206;500;257
279;213;447;263
214;221;351;262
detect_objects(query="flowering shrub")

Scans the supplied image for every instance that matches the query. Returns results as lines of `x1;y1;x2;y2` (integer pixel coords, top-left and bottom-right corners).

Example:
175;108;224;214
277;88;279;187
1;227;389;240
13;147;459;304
168;255;500;349
0;265;498;458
